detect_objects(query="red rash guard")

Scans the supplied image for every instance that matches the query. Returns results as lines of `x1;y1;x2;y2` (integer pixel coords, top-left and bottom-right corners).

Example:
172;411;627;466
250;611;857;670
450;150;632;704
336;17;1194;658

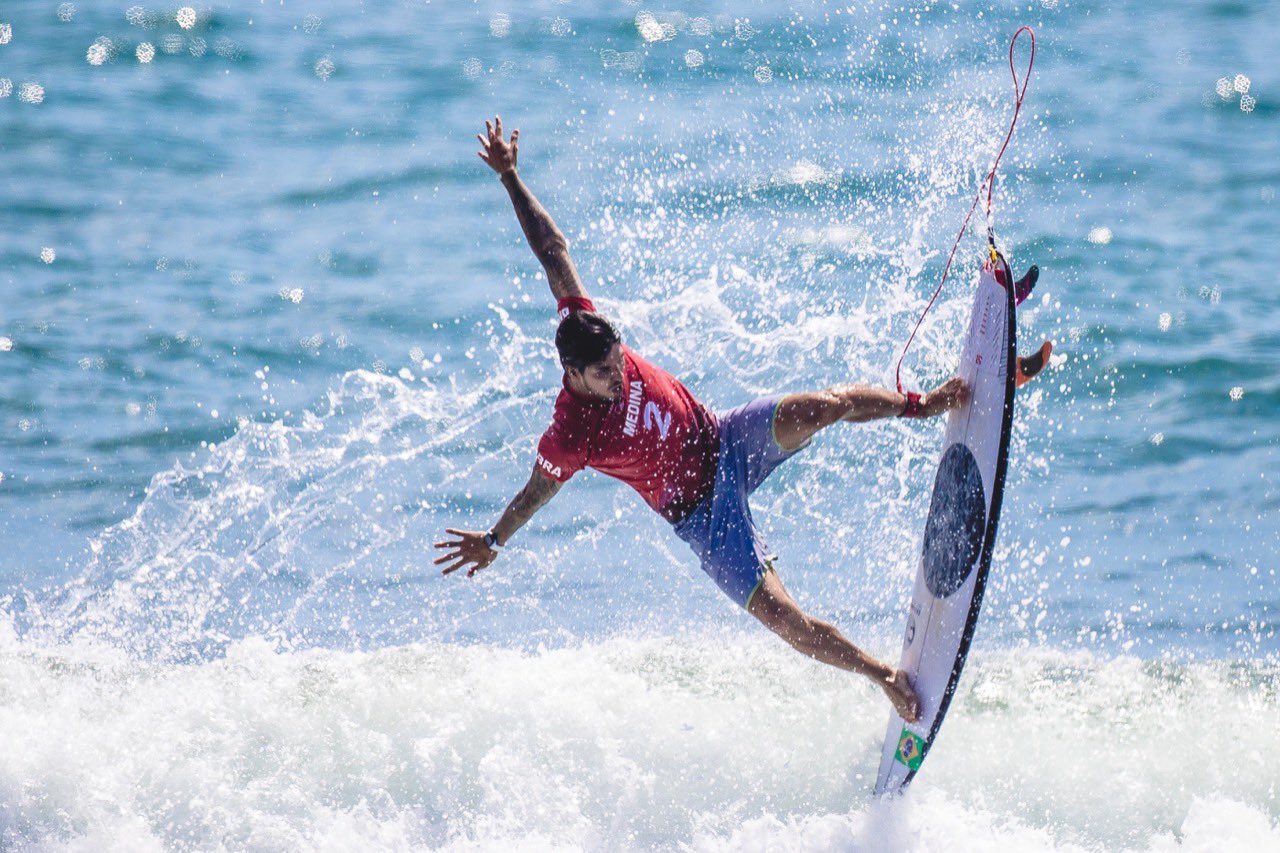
536;297;720;523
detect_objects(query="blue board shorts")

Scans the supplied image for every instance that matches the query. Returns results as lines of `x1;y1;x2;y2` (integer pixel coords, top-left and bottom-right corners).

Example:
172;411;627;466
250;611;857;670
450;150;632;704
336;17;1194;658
672;395;808;609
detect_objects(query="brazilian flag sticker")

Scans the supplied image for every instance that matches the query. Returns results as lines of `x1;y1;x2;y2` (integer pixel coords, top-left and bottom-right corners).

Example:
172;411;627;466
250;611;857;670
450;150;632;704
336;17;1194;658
895;728;926;771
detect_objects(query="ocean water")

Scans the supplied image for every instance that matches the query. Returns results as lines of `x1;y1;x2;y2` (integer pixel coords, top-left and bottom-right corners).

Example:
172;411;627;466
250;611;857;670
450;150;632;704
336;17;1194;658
1;1;1277;850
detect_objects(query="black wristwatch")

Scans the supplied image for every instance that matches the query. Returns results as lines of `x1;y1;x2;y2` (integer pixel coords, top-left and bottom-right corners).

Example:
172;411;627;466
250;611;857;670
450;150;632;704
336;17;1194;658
483;531;503;551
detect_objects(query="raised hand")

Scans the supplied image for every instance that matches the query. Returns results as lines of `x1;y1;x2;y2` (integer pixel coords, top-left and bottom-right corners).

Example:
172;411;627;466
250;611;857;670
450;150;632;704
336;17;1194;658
477;115;519;176
434;528;498;577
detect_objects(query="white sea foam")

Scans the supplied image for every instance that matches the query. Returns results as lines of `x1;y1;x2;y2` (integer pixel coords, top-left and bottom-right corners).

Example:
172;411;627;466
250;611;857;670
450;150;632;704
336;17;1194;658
0;625;1275;850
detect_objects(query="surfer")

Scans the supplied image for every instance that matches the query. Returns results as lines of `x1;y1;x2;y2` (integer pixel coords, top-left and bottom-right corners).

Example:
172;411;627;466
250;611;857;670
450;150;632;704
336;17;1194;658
436;118;968;723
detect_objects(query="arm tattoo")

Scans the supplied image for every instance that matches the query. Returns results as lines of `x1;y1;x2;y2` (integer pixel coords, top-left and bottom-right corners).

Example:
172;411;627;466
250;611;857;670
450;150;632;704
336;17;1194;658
500;171;586;300
511;471;560;518
492;469;563;545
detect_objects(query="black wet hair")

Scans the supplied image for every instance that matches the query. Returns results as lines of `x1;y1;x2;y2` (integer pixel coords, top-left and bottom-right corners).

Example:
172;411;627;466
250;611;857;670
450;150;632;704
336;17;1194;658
555;311;620;372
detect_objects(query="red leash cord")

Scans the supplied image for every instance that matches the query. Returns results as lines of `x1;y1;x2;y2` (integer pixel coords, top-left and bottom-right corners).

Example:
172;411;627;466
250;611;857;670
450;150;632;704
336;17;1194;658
893;25;1036;395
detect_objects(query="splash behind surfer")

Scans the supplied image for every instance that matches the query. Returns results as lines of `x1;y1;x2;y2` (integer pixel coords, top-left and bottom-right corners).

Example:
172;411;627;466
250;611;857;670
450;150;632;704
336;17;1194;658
435;118;969;722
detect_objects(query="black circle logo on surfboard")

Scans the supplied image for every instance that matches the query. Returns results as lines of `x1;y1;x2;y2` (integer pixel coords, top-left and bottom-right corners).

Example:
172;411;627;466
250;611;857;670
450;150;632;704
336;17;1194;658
922;443;987;598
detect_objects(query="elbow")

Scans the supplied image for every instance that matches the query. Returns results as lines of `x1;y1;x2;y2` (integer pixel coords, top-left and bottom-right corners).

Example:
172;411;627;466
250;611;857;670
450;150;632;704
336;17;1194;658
534;232;570;265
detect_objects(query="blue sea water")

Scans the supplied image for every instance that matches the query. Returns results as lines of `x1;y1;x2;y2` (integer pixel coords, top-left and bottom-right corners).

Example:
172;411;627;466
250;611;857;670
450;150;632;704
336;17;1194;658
1;1;1277;849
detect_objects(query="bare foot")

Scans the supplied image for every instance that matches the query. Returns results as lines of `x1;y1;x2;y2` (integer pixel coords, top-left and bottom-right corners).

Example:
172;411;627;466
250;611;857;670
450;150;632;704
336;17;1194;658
882;669;920;723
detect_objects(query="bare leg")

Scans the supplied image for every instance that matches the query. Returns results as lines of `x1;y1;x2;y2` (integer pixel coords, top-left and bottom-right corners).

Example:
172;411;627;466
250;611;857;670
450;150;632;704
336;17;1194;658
748;570;920;722
772;386;907;452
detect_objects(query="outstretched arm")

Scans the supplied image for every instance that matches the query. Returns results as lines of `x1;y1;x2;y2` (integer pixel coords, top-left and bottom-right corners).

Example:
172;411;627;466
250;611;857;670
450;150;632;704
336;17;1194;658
476;116;587;302
434;465;564;577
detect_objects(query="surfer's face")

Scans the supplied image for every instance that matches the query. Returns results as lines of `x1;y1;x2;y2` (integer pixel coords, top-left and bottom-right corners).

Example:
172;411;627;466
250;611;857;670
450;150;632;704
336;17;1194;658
572;344;625;403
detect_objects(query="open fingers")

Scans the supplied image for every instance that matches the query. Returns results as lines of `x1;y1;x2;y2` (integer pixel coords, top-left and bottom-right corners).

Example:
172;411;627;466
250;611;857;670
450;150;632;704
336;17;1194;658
441;553;475;574
510;128;519;154
443;556;487;576
494;115;503;138
476;133;491;150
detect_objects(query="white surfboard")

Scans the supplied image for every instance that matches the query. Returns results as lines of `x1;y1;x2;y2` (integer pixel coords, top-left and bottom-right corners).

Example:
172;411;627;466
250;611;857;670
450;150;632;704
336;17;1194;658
874;251;1017;796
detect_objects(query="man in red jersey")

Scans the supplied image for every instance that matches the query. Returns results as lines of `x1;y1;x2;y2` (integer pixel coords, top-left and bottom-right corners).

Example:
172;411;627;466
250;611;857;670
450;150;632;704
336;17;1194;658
435;118;968;722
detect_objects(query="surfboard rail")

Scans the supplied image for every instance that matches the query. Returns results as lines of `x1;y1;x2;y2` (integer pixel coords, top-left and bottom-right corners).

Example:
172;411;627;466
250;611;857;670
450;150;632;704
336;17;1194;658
874;250;1017;796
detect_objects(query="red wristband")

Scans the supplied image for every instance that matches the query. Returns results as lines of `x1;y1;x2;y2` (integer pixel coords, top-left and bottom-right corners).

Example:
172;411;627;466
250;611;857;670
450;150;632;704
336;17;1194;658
556;296;596;320
899;391;923;418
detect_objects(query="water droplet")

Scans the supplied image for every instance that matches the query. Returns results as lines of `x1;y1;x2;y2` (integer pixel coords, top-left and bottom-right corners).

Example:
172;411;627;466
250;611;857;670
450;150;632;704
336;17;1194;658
176;7;197;29
213;37;240;60
785;160;828;185
1232;74;1251;94
1215;77;1233;99
0;79;10;98
0;24;11;45
314;56;335;80
57;4;76;22
0;337;12;352
734;19;756;40
137;42;155;63
126;6;147;27
461;57;482;80
684;49;704;68
280;287;305;304
754;65;773;84
86;41;109;65
689;17;712;37
1087;226;1112;244
1228;386;1244;401
40;247;56;263
549;17;571;37
302;14;322;35
1150;432;1164;446
1240;94;1256;113
188;36;206;58
635;12;663;42
490;12;511;38
1157;312;1172;332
